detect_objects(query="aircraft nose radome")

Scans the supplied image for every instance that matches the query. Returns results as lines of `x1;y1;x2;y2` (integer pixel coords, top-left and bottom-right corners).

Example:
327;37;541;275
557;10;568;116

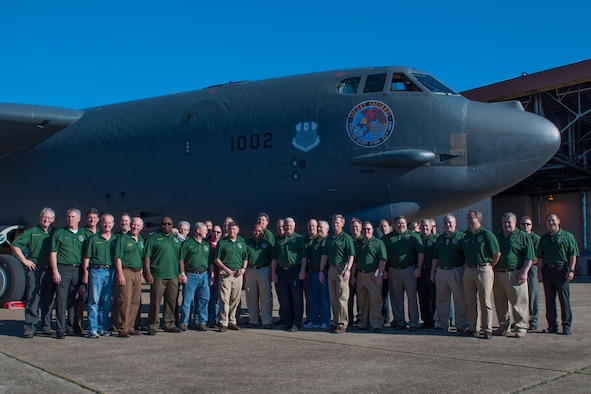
466;100;560;169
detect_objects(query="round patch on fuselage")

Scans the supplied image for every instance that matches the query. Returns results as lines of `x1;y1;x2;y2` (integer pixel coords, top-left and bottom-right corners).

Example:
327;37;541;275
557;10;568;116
346;100;394;147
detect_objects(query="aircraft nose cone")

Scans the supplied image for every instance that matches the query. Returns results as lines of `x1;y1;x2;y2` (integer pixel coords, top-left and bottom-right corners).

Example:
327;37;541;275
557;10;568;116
466;100;560;171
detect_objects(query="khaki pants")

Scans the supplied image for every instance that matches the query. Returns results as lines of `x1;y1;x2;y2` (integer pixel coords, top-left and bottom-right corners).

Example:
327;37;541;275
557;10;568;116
148;278;178;331
328;265;349;327
218;272;243;326
356;272;383;329
244;266;272;326
115;268;142;333
463;264;494;333
494;271;529;331
388;266;419;328
435;266;467;330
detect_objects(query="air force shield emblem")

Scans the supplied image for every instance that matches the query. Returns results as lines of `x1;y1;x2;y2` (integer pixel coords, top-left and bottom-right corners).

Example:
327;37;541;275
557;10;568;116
292;122;320;152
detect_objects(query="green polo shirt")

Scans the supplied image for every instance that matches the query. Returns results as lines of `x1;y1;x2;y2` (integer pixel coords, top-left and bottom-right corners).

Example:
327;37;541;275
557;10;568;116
263;228;275;246
462;227;500;265
495;229;535;270
180;237;212;271
383;230;424;267
215;238;248;270
322;231;355;265
144;230;181;279
354;236;386;271
537;228;579;265
115;233;145;270
421;234;437;268
84;233;117;266
432;230;465;268
273;233;306;269
50;227;86;265
307;236;327;271
12;225;54;268
246;238;273;268
528;232;541;251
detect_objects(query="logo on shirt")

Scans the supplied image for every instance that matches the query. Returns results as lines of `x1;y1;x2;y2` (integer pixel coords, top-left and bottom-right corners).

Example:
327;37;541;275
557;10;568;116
78;235;85;242
477;236;483;243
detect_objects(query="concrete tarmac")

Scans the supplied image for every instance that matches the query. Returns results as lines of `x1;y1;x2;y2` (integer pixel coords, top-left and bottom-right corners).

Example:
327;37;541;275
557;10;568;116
1;281;590;394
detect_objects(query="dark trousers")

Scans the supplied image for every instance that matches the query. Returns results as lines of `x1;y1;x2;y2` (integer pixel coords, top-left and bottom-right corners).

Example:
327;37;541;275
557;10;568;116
527;264;539;328
381;278;390;322
55;264;81;334
542;264;572;328
276;266;303;329
24;267;55;331
417;267;436;326
347;281;357;326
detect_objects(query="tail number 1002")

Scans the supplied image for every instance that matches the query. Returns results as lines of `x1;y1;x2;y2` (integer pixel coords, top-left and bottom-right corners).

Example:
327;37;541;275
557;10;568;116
230;133;273;152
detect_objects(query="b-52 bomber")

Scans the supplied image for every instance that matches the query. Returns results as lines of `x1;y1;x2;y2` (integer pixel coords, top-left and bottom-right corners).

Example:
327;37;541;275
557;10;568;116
0;66;559;303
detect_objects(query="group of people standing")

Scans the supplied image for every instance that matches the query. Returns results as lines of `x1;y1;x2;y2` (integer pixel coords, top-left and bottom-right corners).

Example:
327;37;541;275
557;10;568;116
11;207;578;339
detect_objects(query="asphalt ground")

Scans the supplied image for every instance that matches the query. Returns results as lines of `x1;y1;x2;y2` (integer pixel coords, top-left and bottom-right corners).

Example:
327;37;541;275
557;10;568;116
1;280;590;394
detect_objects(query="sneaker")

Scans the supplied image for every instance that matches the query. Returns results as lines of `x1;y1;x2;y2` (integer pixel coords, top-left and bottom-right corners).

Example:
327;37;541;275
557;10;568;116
23;329;34;338
515;330;527;338
99;329;112;337
197;324;207;331
87;331;100;339
483;331;492;339
303;322;320;329
493;327;510;336
179;324;188;331
563;326;571;335
320;323;328;330
287;325;299;332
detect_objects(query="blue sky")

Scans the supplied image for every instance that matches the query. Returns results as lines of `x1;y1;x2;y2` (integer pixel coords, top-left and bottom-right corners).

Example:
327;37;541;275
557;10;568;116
1;1;588;109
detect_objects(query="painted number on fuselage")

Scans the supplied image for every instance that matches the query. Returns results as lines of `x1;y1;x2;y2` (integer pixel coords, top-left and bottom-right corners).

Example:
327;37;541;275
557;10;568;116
230;133;273;152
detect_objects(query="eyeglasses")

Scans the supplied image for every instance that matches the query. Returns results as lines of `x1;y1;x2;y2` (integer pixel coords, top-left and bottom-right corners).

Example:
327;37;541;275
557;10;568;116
162;222;173;226
520;223;532;226
212;230;222;234
362;228;372;231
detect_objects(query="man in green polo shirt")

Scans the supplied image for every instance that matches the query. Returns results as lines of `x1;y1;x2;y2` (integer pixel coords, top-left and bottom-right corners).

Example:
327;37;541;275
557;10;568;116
382;216;424;331
418;218;437;329
494;212;535;338
319;214;355;334
462;210;500;339
537;213;579;335
143;216;182;335
271;218;307;332
351;221;386;333
245;224;273;329
82;213;117;338
179;222;214;331
215;221;248;332
11;207;56;338
113;217;145;337
430;214;466;334
520;215;541;331
49;208;86;339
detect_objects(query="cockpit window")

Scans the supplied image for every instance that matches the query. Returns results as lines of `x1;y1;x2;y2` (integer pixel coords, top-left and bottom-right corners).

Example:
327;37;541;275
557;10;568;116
390;73;421;92
363;73;387;93
336;77;361;94
411;73;456;94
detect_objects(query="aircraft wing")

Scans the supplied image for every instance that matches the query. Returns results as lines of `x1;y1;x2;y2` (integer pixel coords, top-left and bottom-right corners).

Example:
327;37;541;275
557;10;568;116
0;103;82;159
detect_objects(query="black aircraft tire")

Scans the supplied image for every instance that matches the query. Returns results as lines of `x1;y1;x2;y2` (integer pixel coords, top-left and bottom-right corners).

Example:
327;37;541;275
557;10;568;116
0;254;26;305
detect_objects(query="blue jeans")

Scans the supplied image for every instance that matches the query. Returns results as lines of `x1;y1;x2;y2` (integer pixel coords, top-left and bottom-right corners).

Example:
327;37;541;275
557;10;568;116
87;268;114;333
181;271;210;325
307;270;330;325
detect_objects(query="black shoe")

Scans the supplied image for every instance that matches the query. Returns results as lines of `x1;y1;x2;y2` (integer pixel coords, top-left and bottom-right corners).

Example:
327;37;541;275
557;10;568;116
464;330;475;337
147;328;157;335
563;326;571;335
42;328;55;335
483;331;492;339
164;327;181;333
542;326;559;334
274;319;285;326
55;332;65;339
373;328;382;333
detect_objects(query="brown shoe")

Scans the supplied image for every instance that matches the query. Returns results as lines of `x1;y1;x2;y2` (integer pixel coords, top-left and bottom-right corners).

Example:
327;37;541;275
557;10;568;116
128;330;141;336
118;331;130;338
334;325;346;334
229;323;240;331
218;325;228;332
196;324;207;331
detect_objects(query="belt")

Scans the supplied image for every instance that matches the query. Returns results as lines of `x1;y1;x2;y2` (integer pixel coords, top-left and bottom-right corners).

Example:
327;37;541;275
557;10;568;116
248;265;269;269
122;267;141;272
58;263;80;268
439;265;463;270
545;264;564;269
495;268;517;272
390;265;412;269
89;264;111;270
186;268;208;274
467;263;491;268
330;263;346;268
280;264;300;271
358;270;376;274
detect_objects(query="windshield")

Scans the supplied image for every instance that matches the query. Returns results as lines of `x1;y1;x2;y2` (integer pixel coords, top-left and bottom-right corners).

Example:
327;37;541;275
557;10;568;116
411;73;457;95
